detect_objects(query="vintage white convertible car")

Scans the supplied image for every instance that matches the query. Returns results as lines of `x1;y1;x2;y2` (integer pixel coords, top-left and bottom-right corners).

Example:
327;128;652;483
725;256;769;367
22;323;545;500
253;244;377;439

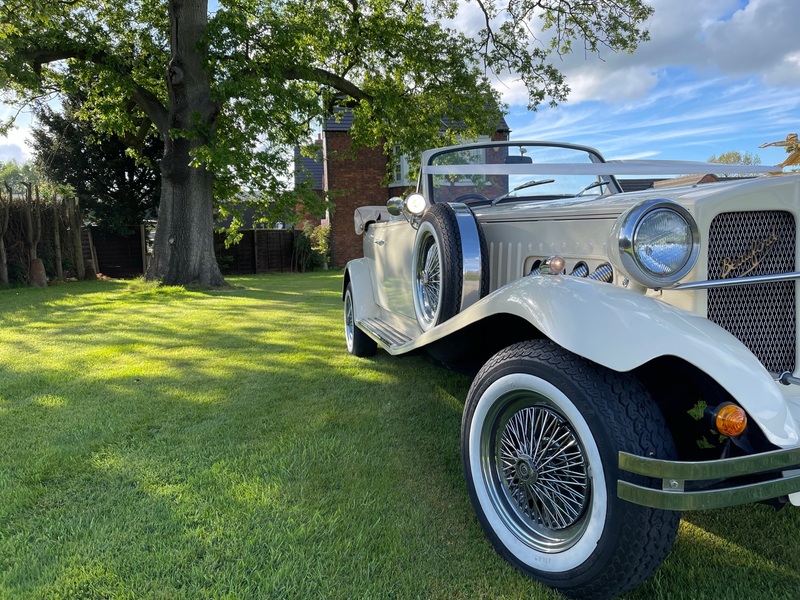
341;140;800;599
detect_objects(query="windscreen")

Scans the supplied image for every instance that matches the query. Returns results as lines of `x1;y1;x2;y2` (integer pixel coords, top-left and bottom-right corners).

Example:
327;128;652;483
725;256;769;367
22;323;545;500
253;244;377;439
426;143;612;205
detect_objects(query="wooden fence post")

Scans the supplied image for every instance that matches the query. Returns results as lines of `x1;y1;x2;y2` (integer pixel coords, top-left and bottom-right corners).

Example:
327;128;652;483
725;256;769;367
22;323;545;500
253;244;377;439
67;197;86;280
253;228;259;273
140;223;147;275
0;183;10;284
52;195;64;281
86;227;98;277
22;183;47;287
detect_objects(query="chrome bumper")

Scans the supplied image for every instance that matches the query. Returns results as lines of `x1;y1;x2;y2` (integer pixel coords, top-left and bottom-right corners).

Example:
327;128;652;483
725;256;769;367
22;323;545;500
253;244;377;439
617;446;800;510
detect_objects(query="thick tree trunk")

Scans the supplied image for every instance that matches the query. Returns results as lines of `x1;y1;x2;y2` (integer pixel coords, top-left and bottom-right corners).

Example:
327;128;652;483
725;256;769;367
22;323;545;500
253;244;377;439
148;138;224;285
146;0;225;286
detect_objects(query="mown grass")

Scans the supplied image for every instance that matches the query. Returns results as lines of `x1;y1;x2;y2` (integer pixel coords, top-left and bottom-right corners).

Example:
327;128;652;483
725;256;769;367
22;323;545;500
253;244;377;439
1;273;799;599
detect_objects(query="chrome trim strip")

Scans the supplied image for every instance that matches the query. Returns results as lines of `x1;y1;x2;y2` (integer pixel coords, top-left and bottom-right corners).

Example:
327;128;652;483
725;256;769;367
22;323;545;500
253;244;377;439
617;447;800;510
618;472;800;511
478;213;619;223
673;271;800;290
450;202;483;312
620;446;800;480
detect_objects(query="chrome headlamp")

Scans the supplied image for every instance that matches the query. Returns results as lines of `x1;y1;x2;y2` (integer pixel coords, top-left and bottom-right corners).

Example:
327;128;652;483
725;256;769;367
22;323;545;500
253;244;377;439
387;193;427;218
617;200;699;288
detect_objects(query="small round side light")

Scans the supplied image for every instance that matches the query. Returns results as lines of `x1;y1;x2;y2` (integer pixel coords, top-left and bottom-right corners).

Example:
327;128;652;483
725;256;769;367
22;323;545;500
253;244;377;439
541;256;566;275
405;193;427;216
715;403;748;437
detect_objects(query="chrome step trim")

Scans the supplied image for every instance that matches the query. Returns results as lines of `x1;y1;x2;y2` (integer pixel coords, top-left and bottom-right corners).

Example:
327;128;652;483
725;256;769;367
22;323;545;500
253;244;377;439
359;317;412;349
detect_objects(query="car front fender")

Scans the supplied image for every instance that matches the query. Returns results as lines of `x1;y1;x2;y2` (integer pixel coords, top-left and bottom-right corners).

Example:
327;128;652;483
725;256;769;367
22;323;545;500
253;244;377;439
416;275;798;448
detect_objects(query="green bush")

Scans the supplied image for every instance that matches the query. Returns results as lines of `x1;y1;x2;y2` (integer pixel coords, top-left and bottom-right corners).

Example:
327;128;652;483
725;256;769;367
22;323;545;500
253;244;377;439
294;222;330;271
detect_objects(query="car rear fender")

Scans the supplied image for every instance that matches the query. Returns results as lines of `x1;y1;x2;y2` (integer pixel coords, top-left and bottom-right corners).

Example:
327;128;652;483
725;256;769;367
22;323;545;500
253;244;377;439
343;259;380;321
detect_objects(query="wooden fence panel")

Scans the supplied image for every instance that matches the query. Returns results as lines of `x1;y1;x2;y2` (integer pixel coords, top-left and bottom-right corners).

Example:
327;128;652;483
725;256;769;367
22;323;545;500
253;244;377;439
255;229;296;273
87;228;144;278
216;229;298;275
64;227;302;279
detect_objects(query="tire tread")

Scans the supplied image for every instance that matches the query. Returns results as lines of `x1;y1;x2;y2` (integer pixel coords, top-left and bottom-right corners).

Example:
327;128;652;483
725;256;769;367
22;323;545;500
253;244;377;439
424;203;463;324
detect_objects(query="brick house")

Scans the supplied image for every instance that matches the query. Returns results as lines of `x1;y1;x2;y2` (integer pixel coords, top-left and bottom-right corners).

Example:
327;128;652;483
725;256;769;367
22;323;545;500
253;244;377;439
295;110;510;268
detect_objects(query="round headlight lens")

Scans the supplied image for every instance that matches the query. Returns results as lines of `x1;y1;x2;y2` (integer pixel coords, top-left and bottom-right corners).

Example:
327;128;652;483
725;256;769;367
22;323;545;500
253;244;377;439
405;193;427;216
633;208;694;278
617;200;700;288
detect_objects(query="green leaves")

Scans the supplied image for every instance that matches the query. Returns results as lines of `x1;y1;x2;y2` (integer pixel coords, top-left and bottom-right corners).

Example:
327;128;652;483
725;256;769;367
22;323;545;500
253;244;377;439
1;0;653;220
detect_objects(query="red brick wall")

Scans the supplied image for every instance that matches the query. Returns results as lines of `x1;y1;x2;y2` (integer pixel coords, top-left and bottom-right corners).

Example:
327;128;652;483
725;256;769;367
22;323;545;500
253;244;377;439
325;132;390;268
324;129;509;268
295;189;327;230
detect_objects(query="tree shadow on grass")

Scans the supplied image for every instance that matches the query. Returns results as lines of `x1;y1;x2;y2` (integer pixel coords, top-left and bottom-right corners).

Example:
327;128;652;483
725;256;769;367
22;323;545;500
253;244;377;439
3;274;799;599
0;340;546;598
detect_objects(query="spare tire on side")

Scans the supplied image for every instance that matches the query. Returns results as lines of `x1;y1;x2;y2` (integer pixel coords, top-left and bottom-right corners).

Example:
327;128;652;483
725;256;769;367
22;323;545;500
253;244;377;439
412;202;489;331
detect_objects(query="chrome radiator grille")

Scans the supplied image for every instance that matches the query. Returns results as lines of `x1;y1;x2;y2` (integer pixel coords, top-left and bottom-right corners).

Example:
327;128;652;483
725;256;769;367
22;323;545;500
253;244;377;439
707;211;796;373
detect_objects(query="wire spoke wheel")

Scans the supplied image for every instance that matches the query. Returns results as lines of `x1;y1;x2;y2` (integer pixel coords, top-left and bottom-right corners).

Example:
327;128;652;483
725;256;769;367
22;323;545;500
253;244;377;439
415;232;441;327
484;395;590;553
344;287;355;348
411;202;488;331
342;283;376;357
462;340;679;598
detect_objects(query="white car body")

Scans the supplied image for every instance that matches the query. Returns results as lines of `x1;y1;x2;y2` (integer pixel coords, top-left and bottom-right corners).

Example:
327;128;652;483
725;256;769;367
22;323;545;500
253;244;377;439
342;140;800;598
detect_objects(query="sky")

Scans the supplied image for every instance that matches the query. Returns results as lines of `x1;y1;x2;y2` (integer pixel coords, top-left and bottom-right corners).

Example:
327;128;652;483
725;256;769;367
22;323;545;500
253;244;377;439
1;0;799;166
494;0;800;164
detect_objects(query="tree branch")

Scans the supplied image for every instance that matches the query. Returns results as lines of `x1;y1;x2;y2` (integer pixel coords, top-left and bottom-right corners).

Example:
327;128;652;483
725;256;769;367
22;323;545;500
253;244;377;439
284;66;372;103
22;46;170;135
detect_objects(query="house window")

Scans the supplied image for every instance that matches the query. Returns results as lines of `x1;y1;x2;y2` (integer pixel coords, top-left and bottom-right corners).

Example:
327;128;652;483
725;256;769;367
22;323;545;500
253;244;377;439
390;136;491;189
390;145;412;188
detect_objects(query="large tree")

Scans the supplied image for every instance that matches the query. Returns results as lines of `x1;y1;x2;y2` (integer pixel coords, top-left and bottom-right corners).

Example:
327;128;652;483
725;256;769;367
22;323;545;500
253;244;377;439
0;0;652;285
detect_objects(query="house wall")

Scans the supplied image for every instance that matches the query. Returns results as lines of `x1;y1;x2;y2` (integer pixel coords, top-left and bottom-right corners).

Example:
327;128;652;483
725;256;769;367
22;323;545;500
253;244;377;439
324;131;390;269
322;127;510;269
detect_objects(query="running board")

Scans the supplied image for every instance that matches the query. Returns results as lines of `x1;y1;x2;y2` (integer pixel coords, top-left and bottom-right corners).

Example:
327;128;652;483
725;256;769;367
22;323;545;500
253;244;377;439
359;317;413;349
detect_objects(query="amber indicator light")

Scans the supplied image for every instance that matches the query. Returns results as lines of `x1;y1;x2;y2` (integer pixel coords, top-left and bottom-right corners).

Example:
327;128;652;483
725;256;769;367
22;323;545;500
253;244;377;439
715;403;748;437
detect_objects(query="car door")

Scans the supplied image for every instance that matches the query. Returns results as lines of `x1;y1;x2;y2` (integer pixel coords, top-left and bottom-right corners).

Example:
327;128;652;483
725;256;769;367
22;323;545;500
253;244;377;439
370;219;417;319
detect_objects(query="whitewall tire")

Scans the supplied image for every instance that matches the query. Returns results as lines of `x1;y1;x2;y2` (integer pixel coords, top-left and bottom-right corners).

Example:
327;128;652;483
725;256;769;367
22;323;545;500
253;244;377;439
461;340;679;599
344;283;376;357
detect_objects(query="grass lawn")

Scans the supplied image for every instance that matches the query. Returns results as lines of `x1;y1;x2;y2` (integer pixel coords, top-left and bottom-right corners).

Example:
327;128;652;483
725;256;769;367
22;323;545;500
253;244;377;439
1;273;799;599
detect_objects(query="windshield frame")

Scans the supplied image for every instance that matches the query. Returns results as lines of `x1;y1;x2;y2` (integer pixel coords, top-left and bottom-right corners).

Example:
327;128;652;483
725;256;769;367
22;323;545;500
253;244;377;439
420;140;623;205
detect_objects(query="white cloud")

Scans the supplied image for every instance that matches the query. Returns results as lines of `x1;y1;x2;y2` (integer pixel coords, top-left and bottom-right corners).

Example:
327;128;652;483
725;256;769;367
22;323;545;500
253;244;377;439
498;0;800;106
703;0;800;79
437;1;800;109
763;51;800;87
491;76;531;108
566;66;659;104
0;105;34;163
449;0;491;33
505;69;800;164
0;125;33;163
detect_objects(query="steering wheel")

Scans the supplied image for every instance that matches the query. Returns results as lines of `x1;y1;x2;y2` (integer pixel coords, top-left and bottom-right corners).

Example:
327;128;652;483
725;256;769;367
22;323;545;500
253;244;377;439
452;193;490;205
